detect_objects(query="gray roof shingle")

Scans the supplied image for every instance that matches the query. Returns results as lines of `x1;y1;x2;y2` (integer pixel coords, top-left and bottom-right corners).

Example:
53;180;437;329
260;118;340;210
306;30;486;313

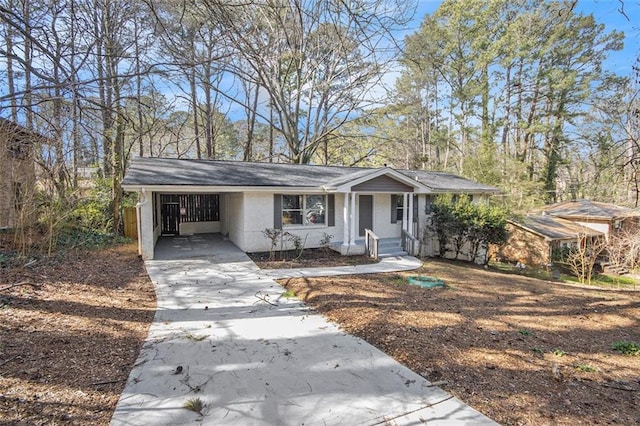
122;157;499;193
399;169;499;192
510;215;604;240
541;200;640;220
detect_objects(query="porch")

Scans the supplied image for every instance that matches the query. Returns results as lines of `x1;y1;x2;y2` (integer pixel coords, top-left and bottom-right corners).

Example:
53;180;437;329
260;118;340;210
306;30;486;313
332;237;413;258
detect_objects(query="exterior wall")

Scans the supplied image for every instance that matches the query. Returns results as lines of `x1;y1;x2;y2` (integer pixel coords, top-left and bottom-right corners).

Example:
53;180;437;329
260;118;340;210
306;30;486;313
0;125;36;229
498;224;551;266
179;221;221;234
573;220;610;240
220;193;229;237
417;195;438;257
369;193;402;239
226;192;245;250
241;191;344;252
352;175;413;192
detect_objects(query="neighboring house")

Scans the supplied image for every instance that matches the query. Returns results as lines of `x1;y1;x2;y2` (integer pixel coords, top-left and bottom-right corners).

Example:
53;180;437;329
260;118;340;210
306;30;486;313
0;118;37;229
539;200;640;241
122;157;499;260
498;215;605;267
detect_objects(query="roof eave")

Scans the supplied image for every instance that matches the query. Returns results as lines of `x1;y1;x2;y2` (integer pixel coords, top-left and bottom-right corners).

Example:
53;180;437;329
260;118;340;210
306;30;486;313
122;184;327;193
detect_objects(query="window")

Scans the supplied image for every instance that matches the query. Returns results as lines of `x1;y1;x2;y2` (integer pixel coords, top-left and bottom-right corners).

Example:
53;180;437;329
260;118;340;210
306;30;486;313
395;194;404;221
282;195;326;226
9;140;29;159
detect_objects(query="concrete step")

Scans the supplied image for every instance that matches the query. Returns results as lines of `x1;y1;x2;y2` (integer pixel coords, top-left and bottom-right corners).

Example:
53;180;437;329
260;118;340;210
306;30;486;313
379;251;408;258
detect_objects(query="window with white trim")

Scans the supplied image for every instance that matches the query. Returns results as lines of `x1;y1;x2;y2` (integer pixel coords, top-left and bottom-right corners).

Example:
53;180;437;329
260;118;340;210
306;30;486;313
395;194;404;221
282;194;326;226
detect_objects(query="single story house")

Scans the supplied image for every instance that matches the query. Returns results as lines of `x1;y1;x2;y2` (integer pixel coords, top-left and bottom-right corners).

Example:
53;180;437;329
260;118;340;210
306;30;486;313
0;118;37;229
497;215;605;266
538;200;640;241
122;157;499;260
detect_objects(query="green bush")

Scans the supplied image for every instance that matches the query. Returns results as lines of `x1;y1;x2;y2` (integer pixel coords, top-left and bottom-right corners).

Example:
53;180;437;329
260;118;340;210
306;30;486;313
72;178;114;231
55;228;129;250
426;195;508;263
611;341;640;355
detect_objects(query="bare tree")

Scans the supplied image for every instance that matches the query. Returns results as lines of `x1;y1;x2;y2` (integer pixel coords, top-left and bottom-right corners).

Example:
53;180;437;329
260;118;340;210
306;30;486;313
560;233;607;285
200;0;412;163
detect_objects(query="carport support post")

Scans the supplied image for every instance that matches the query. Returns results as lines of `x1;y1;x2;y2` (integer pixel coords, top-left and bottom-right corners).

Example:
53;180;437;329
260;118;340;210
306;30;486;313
137;189;155;260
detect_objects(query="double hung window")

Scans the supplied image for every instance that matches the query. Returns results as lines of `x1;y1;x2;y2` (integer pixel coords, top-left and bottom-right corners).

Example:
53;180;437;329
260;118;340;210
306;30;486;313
282;195;326;226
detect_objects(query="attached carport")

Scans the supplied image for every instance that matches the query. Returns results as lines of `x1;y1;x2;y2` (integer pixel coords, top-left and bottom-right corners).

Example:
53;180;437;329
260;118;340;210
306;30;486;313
128;188;243;260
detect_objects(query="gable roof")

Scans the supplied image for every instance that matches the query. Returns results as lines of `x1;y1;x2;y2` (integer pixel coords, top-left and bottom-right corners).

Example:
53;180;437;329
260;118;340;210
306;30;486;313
509;215;604;241
541;200;639;220
122;156;498;194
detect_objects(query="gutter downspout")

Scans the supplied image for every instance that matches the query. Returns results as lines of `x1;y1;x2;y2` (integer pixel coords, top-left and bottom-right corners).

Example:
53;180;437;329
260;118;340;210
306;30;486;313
135;188;148;257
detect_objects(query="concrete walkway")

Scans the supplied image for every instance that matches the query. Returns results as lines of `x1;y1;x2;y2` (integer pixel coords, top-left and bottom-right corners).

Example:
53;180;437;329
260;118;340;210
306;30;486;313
111;236;495;425
260;255;423;279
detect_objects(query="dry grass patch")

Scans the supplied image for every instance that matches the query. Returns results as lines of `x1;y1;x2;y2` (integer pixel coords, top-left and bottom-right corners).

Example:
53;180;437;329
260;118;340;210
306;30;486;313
280;258;640;425
0;243;155;425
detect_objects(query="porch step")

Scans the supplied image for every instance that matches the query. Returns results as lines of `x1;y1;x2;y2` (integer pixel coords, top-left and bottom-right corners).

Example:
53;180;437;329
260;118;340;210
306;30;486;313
332;237;408;257
377;238;405;257
379;251;408;258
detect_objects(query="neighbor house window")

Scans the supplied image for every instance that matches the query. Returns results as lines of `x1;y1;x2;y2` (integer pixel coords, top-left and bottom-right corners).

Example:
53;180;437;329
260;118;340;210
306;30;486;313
282;195;326;226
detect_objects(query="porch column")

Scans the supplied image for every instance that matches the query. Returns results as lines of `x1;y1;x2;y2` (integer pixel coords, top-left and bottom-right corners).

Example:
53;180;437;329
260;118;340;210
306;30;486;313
137;188;154;260
349;191;357;245
408;193;414;236
402;192;409;232
342;192;350;247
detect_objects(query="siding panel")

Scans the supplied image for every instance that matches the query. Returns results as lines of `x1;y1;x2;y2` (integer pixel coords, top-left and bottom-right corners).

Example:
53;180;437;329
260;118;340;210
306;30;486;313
352;175;413;192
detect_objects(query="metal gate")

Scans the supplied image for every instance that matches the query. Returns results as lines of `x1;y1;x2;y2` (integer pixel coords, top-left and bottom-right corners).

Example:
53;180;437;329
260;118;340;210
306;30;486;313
160;194;180;235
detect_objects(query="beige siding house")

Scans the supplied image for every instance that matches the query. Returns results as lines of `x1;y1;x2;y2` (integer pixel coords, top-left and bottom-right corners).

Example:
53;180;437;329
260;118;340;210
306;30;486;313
498;215;604;267
539;200;640;241
0;118;37;229
500;200;640;267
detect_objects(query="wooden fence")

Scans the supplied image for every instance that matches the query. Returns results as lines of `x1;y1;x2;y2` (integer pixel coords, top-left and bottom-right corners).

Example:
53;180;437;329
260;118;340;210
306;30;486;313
123;207;138;239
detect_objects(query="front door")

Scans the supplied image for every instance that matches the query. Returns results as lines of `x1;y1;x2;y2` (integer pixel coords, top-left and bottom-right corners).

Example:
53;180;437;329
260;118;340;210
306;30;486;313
358;195;373;236
161;194;180;235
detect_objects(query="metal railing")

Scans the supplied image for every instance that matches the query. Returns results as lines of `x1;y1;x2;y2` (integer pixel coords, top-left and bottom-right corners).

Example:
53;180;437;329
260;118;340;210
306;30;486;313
364;228;379;259
401;229;419;256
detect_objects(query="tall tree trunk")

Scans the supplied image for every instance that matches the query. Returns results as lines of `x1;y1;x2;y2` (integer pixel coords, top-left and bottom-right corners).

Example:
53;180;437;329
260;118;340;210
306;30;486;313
23;0;33;128
4;0;17;121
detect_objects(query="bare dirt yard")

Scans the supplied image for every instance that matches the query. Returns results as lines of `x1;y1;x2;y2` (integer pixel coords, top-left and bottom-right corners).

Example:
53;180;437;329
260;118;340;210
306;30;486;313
2;243;639;425
278;258;640;425
0;243;155;425
248;247;377;268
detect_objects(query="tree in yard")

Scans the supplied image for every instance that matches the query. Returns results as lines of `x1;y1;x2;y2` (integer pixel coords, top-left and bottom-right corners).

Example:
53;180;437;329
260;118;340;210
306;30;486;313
395;0;624;207
200;0;412;163
606;226;640;274
556;233;607;285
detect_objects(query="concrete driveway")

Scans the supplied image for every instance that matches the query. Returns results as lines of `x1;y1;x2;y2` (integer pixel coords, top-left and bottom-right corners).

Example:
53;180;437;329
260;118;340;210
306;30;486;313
111;236;495;425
